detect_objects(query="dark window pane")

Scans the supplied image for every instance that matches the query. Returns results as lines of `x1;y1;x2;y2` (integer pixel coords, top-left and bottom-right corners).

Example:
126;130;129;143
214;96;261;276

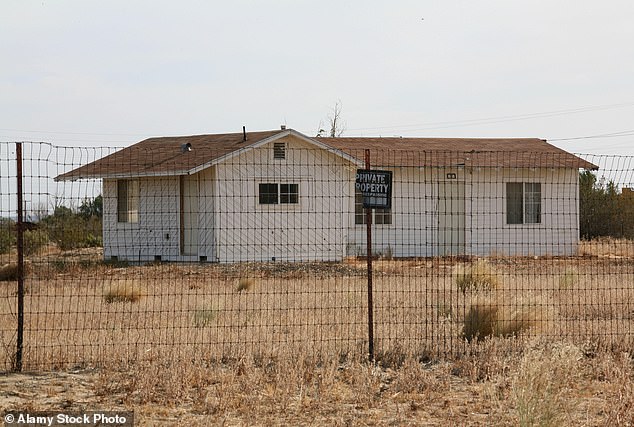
117;180;128;222
507;182;523;224
375;208;392;225
259;183;278;204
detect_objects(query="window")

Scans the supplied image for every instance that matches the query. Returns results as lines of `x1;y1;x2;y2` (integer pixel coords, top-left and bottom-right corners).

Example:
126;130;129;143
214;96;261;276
506;182;541;224
355;189;392;225
273;142;286;159
117;179;139;223
280;183;298;204
258;183;298;205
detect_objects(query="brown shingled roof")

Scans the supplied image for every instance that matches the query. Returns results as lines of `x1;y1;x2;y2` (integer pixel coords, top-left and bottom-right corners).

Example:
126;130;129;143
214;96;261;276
55;130;597;181
55;130;284;181
317;137;598;169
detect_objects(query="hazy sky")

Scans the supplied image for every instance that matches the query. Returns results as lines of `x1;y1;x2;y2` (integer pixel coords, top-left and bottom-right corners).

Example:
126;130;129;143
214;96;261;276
2;1;634;156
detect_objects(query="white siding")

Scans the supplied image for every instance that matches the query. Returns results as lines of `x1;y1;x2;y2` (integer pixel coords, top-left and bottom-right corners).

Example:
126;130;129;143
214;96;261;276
103;177;180;262
348;166;579;257
347;167;438;258
468;167;579;256
214;135;353;262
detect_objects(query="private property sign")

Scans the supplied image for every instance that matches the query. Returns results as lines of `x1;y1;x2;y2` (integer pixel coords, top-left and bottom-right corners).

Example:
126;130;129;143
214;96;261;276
356;169;393;209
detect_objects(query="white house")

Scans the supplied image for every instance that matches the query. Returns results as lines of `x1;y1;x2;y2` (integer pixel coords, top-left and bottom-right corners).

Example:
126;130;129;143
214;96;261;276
56;128;597;262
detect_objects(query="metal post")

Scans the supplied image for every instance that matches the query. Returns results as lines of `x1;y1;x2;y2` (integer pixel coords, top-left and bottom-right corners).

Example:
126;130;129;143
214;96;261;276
365;149;374;361
15;142;24;372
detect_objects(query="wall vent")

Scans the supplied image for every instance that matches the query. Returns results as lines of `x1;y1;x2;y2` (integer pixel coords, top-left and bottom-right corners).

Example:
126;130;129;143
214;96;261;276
273;142;286;159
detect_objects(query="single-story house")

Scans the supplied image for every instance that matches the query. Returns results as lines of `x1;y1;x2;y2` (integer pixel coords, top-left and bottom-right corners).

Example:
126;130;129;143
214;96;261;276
56;128;597;262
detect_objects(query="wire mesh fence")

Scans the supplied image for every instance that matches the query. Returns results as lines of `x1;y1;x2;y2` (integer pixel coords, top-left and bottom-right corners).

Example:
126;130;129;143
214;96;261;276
1;139;633;372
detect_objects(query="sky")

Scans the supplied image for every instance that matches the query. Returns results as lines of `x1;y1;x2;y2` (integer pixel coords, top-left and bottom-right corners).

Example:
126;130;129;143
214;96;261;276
2;0;634;157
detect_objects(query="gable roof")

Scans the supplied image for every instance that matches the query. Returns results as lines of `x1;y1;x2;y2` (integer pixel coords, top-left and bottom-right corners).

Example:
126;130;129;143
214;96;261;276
56;130;285;181
55;129;597;181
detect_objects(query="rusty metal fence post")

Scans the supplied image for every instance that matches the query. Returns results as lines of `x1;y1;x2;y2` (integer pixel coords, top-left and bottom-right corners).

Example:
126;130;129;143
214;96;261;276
15;142;24;372
364;149;374;361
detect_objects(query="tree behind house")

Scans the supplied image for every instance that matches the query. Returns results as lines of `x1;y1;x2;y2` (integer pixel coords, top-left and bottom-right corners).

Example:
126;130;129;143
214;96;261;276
579;170;634;239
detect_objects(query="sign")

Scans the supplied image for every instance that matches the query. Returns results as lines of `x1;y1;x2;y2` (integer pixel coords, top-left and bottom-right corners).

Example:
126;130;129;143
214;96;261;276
355;169;393;209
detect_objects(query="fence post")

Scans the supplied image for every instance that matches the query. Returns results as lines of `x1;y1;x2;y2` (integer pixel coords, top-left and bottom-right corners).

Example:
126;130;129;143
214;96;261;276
365;149;374;361
15;142;24;372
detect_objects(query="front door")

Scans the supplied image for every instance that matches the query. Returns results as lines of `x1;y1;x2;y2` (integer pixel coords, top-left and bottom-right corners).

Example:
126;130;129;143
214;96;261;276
437;181;465;256
180;175;199;256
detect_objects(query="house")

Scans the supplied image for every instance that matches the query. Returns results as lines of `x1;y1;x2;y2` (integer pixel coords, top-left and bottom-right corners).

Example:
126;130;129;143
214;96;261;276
56;128;597;262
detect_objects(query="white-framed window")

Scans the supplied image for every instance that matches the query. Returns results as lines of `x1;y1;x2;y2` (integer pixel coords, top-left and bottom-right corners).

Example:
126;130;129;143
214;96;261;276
355;189;392;225
258;183;299;205
117;179;139;223
507;182;541;224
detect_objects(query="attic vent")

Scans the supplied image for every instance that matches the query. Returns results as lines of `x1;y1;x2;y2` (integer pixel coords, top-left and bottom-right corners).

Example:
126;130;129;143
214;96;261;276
273;142;286;159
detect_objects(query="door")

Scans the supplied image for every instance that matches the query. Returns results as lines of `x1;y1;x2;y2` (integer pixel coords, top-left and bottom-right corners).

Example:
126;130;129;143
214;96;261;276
180;175;199;256
437;181;465;256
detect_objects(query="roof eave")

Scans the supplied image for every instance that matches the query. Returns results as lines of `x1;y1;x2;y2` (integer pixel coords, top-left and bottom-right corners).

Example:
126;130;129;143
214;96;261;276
186;129;363;175
54;169;192;182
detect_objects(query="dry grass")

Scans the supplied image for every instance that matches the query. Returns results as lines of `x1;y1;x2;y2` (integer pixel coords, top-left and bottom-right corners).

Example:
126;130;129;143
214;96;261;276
0;252;632;373
4;339;610;424
454;259;500;294
463;293;556;342
558;268;579;289
103;280;144;303
512;340;583;426
578;237;634;258
0;251;633;424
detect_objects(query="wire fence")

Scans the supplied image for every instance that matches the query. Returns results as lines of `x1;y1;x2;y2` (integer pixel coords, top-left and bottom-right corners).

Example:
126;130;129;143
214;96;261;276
1;140;633;372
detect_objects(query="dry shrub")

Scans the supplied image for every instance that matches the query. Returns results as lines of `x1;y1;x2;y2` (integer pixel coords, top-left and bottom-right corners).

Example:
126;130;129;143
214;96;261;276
0;262;32;281
558;268;579;290
193;305;217;327
104;280;144;303
455;260;500;294
513;340;583;426
236;277;256;292
0;263;19;281
463;294;555;342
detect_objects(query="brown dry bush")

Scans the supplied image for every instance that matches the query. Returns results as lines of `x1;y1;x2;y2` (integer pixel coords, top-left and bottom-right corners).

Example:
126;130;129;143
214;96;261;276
236;277;256;292
0;262;31;281
103;280;144;303
463;294;555;342
0;264;19;281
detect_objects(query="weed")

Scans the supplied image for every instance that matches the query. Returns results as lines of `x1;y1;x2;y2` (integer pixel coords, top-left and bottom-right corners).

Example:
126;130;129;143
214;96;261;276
23;229;49;256
558;269;579;290
51;259;71;273
193;306;217;327
103;258;130;268
455;260;499;294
